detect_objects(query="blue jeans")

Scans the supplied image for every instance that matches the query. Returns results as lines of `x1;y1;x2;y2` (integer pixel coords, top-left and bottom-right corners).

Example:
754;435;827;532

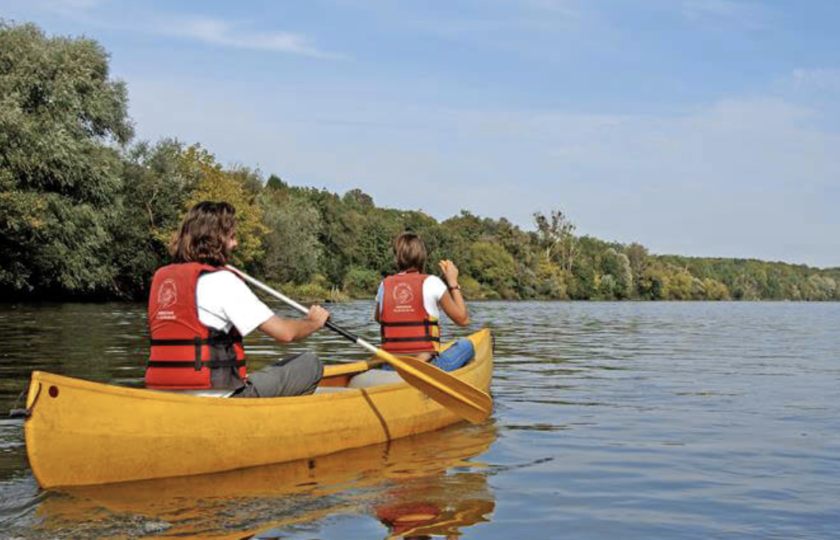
382;339;475;372
432;339;475;371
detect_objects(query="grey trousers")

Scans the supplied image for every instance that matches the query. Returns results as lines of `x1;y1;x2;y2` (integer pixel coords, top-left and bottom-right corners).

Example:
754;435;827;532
232;352;323;398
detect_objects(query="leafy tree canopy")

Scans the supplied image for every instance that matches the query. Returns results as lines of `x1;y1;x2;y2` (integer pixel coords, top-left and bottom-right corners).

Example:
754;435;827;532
0;21;132;295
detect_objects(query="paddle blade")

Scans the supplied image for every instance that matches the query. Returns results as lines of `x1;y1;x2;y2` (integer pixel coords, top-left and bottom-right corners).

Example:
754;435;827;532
377;351;492;425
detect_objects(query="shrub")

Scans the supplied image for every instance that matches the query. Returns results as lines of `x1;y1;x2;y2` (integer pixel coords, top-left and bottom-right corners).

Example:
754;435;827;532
343;266;380;298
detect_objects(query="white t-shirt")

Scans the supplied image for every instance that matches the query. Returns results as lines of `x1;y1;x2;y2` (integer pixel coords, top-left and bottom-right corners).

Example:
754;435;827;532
376;274;448;319
196;271;274;335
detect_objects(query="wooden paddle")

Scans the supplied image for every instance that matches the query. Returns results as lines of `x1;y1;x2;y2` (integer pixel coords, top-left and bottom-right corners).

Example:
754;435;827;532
226;265;492;424
323;358;385;378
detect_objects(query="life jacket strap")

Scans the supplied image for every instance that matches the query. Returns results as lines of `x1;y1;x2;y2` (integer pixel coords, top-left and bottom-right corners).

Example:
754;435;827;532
379;320;439;327
380;319;440;344
195;336;202;371
146;359;247;370
150;335;244;346
381;336;442;343
380;319;438;336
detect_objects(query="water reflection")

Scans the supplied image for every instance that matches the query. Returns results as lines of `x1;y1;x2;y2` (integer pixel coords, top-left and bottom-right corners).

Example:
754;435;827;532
376;492;494;540
32;422;497;540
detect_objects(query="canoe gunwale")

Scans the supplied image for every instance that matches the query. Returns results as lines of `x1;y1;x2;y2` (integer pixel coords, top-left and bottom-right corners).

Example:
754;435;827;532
27;330;489;408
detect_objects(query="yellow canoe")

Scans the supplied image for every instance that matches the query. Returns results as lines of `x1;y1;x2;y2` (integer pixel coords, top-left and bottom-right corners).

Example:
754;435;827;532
24;328;493;488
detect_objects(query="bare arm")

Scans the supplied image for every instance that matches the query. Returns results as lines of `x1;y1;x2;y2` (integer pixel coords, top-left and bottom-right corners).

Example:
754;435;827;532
258;305;330;343
438;260;469;326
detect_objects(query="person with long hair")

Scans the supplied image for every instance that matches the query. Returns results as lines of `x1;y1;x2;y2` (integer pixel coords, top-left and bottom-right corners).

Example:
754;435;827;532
146;201;330;397
374;232;474;371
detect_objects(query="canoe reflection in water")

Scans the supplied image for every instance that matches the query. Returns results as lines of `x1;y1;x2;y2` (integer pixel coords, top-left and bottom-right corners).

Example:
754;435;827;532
34;421;497;540
376;481;495;540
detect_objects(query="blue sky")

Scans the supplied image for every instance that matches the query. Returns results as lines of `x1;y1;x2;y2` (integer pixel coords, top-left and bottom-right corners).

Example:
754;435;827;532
4;0;840;267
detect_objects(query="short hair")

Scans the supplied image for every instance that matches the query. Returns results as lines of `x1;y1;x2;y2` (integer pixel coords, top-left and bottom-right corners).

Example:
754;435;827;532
393;232;427;272
169;201;236;265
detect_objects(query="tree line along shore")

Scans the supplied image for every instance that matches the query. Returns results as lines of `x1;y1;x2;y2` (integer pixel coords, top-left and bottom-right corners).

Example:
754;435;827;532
2;21;839;303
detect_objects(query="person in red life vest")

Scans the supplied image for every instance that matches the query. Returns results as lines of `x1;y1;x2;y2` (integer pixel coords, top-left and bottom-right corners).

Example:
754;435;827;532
146;201;330;397
374;232;474;371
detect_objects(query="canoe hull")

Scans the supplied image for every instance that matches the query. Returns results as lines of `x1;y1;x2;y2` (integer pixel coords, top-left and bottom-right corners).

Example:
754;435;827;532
24;329;493;488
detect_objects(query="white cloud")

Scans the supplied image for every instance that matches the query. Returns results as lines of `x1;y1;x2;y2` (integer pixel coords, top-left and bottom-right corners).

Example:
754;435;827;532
3;0;109;23
48;0;104;9
683;0;741;18
165;18;341;59
791;69;840;93
513;0;580;16
681;0;770;29
3;2;340;59
33;0;107;12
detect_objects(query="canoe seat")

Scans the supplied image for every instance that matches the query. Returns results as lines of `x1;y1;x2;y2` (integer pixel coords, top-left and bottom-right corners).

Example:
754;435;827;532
313;386;354;393
347;369;404;388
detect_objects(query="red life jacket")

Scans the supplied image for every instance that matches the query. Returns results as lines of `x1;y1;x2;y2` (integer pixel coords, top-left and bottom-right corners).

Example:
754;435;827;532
379;272;440;354
145;263;247;390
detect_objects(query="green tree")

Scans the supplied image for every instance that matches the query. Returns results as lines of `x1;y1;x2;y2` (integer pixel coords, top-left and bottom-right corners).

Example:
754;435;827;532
625;243;649;284
0;22;133;295
668;271;694;300
307;189;360;285
598;274;617;299
533;209;577;271
638;265;668;300
343;266;380;297
601;248;633;299
342;188;374;212
266;174;288;191
355;211;402;275
803;275;836;301
703;278;730;300
731;272;760;300
109;139;190;297
258;189;322;284
466;241;518;299
536;255;568;299
570;259;597;300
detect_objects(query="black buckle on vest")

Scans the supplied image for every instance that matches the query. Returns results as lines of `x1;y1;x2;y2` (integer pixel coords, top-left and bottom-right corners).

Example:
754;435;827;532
194;337;202;371
150;334;243;347
380;319;439;342
146;359;246;369
381;336;442;343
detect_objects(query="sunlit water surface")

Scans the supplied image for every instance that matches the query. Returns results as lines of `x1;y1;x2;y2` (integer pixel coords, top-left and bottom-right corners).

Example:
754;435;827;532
1;301;839;539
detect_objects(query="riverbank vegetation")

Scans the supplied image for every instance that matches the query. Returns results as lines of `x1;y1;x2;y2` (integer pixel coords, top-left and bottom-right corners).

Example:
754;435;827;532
2;21;838;302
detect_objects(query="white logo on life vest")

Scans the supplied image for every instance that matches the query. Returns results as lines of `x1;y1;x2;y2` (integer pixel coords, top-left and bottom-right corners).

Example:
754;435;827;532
393;283;414;308
158;279;178;309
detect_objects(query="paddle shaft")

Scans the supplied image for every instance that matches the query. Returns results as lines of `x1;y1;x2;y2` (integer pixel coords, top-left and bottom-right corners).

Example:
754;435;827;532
226;265;377;354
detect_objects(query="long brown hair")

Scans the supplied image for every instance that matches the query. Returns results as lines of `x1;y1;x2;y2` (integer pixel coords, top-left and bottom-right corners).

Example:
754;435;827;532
169;201;236;265
393;231;427;272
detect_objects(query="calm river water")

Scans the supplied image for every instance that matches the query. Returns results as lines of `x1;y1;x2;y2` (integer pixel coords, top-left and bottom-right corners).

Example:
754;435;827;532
1;301;839;539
